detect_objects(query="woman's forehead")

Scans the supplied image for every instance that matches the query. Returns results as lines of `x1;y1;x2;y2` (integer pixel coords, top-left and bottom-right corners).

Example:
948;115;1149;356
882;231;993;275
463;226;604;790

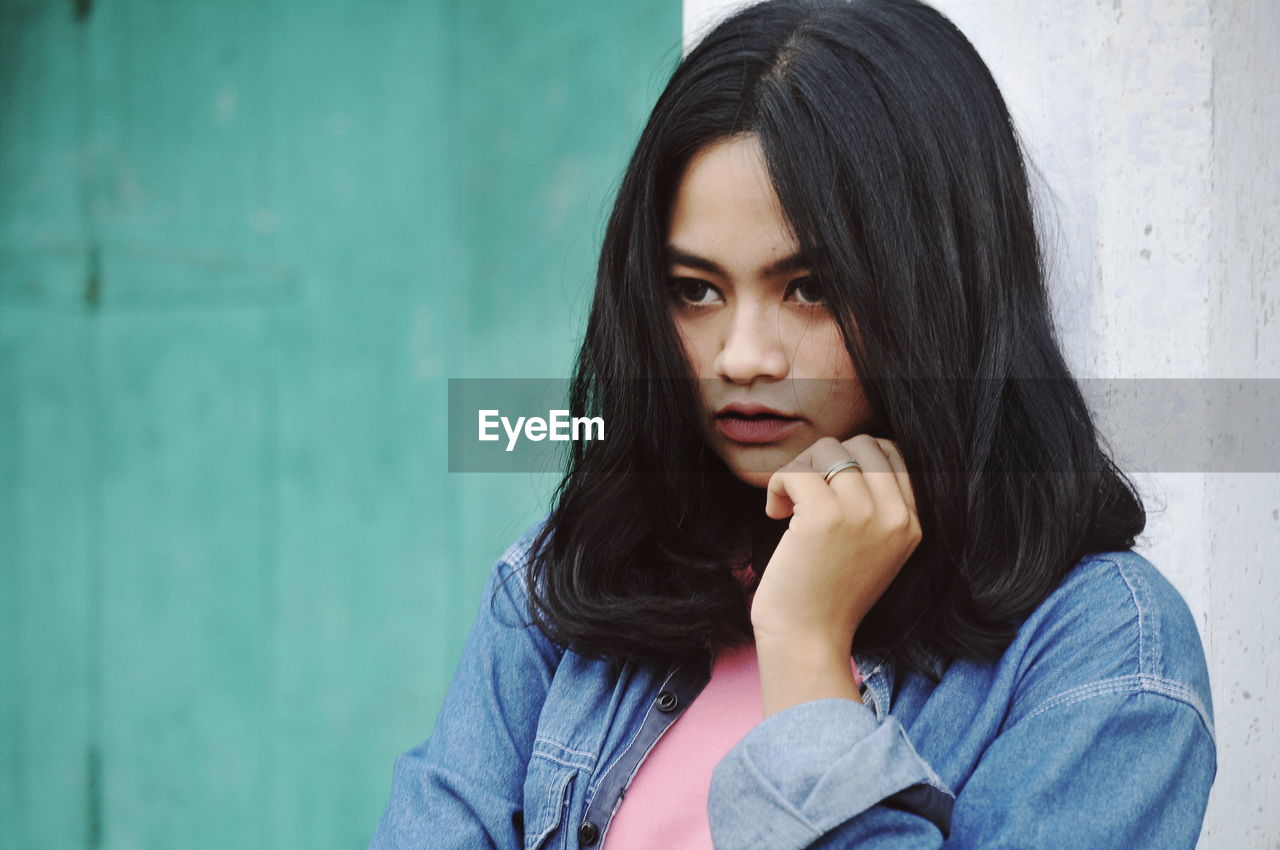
666;137;805;275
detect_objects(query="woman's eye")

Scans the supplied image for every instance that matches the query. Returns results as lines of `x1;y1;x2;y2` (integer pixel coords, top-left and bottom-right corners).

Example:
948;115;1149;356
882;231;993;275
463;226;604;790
786;276;825;305
669;278;719;305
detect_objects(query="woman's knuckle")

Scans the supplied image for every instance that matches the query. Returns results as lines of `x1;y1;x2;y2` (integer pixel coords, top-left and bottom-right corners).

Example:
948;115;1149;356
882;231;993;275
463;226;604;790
907;516;923;542
883;507;910;531
848;501;874;526
812;505;840;528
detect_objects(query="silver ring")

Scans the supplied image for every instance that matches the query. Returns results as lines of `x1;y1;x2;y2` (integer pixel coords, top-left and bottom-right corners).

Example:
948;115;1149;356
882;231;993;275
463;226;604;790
823;458;862;483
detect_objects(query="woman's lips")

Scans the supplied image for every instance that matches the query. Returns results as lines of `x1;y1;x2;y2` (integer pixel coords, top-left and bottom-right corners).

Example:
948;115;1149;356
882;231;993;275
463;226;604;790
714;414;803;444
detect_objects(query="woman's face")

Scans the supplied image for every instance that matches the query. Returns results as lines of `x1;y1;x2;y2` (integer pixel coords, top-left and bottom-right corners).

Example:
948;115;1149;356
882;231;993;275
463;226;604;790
665;132;873;489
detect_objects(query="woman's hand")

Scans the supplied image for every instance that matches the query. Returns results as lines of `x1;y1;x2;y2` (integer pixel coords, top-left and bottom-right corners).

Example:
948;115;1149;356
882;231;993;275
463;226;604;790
749;434;922;652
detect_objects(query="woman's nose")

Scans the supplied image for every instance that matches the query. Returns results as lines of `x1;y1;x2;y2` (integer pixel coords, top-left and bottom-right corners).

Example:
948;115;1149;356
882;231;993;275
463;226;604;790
713;300;790;384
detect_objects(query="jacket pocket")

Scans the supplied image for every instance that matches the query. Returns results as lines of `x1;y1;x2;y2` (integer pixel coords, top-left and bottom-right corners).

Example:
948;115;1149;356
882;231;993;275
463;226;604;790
523;756;578;850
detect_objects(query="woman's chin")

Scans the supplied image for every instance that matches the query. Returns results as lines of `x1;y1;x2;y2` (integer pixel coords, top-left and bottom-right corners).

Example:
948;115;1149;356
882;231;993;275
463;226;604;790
730;468;773;489
721;453;791;489
710;437;808;489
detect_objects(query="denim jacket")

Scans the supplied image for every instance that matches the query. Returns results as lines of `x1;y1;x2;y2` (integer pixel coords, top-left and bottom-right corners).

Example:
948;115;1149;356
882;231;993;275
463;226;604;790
368;516;1217;849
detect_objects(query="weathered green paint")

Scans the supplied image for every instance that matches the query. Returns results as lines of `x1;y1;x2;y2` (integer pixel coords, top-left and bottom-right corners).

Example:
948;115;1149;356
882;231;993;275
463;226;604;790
0;0;682;846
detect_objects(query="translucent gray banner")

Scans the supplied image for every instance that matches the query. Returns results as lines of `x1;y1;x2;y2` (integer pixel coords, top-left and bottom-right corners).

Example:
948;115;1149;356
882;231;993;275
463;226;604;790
447;378;1280;474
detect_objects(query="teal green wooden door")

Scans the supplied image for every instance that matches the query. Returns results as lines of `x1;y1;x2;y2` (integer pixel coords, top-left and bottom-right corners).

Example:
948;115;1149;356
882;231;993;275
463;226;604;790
0;1;681;846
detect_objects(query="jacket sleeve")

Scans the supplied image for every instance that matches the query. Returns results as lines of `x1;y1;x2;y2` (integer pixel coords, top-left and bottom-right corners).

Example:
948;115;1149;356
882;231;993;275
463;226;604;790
707;685;1216;849
367;532;564;849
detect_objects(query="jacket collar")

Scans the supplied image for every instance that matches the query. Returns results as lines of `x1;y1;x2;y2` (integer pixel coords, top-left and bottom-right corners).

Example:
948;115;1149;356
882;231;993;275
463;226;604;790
856;643;949;682
692;639;949;695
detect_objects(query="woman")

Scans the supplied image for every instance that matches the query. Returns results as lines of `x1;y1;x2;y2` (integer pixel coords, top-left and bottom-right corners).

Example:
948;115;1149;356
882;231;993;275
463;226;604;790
369;0;1216;847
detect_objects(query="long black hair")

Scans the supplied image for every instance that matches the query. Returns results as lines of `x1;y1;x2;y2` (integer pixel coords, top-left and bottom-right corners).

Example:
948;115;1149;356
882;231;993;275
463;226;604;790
518;0;1145;680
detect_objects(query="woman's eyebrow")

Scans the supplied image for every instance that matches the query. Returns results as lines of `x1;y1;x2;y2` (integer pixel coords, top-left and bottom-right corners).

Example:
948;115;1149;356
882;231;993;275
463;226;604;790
664;244;809;277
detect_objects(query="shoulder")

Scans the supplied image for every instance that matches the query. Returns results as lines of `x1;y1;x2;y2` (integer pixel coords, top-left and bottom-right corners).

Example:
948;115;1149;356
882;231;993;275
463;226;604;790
1001;549;1214;742
497;510;553;574
485;510;554;605
479;511;565;655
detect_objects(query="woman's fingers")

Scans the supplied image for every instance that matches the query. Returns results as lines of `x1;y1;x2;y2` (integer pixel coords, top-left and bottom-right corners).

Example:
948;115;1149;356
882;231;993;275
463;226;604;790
831;434;901;518
803;436;873;515
764;454;837;519
767;434;919;546
752;432;922;641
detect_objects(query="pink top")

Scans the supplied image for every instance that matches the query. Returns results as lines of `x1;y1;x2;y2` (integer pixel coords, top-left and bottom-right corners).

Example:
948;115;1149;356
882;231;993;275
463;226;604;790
601;560;862;849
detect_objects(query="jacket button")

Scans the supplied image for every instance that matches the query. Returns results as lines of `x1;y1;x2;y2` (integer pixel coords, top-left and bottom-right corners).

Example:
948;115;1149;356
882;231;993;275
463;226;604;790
578;820;600;845
656;689;679;712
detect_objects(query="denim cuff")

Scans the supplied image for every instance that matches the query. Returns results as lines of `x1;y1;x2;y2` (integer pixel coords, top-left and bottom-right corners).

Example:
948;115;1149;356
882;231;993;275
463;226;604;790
708;697;952;850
